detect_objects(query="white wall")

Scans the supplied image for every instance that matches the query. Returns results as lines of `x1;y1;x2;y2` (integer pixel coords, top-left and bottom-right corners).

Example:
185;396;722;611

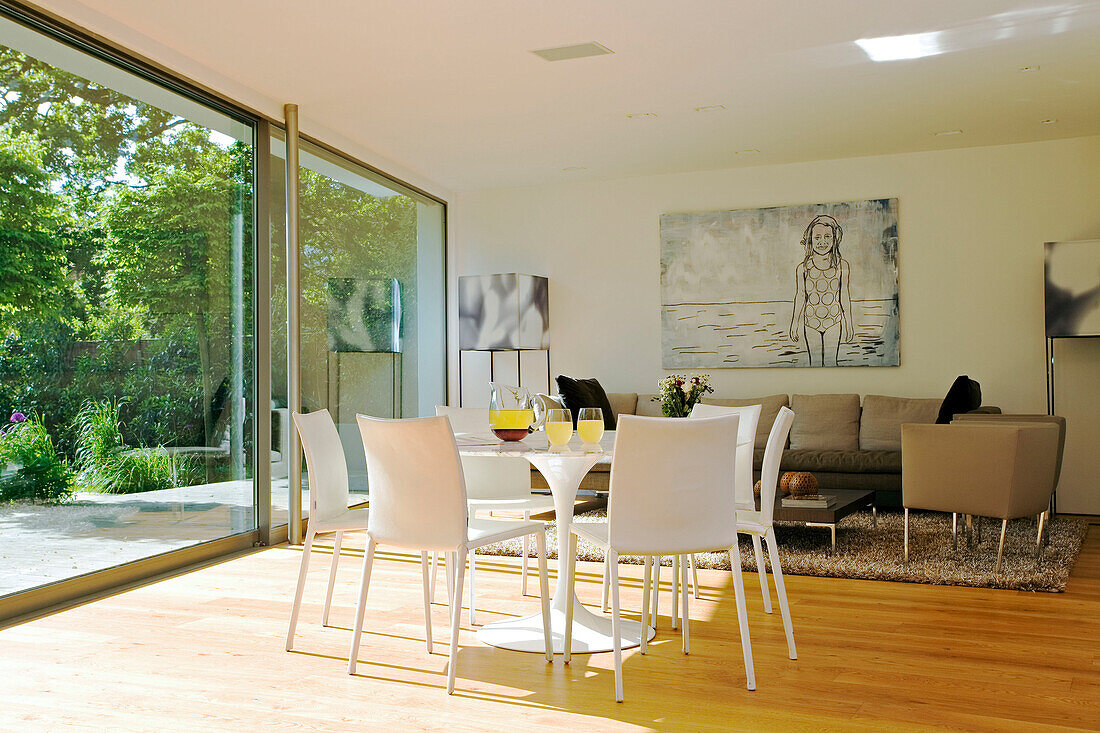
451;136;1100;512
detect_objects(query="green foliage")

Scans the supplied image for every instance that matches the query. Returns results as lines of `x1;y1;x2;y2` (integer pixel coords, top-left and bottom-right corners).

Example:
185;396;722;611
74;399;195;494
0;413;75;503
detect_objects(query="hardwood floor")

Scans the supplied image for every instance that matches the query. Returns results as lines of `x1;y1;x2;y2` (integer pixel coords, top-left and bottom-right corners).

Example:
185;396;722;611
1;523;1098;732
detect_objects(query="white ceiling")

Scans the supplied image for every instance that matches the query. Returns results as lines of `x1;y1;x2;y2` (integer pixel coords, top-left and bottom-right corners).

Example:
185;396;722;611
25;1;1100;195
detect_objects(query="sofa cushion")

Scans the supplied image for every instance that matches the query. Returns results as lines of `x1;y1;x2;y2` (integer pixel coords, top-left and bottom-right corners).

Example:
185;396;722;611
605;393;638;422
780;448;902;474
789;394;860;450
701;394;790;449
635;393;666;418
555;375;616;429
859;395;941;450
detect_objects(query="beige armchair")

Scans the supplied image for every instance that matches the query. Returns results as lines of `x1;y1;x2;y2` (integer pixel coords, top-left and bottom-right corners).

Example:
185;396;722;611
901;422;1061;572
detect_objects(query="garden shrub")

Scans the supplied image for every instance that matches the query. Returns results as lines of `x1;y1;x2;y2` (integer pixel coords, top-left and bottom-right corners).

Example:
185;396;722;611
0;411;75;503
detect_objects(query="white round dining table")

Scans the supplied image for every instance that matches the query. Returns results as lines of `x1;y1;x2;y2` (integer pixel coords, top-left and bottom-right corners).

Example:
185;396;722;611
455;430;654;654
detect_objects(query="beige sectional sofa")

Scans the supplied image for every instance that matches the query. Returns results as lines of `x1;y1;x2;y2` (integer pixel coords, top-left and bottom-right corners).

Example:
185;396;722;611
533;391;998;507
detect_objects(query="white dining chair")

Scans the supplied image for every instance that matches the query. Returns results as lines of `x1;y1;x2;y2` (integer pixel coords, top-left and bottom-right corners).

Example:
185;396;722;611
564;414;755;701
433;406;556;624
286;409;375;651
349;414;553;694
734;406;797;660
601;402;761;620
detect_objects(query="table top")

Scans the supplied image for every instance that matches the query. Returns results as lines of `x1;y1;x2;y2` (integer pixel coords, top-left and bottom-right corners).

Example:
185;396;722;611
769;488;876;523
455;430;616;462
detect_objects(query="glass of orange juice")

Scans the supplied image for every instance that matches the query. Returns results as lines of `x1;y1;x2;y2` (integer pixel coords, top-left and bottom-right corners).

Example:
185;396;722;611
545;408;573;449
577;407;604;450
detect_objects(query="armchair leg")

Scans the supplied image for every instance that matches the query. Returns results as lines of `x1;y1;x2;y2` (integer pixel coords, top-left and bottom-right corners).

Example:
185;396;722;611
951;513;957;551
995;519;1008;575
966;514;973;549
976;515;982;546
903;508;909;563
1036;512;1046;560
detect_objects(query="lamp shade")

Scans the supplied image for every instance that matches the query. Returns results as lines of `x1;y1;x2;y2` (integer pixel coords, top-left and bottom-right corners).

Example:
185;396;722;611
458;273;549;350
1045;240;1100;338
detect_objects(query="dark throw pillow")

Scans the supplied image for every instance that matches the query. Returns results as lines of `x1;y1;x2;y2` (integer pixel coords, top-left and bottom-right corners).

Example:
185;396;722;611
936;375;982;424
555;375;617;429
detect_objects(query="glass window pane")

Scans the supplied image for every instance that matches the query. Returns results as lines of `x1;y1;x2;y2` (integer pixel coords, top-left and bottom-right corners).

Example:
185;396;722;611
0;14;256;598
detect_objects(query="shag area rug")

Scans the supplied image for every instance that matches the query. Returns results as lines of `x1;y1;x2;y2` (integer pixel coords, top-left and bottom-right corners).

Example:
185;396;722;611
475;510;1090;592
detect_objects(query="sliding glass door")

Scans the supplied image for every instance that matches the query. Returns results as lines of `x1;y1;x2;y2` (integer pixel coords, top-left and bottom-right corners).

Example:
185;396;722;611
0;12;257;599
269;138;446;522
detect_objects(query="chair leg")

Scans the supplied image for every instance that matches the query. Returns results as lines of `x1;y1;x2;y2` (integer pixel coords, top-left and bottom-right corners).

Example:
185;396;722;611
521;511;531;597
976;515;983;545
468;550;478;626
1036;512;1046;560
671;555;680;631
601;556;610;613
689;553;700;599
420;551;433;654
966;514;973;548
285;525;316;651
445;552;455;615
564;533;577;665
609;548;623;703
322;531;343;627
447;547;467;695
766;527;796;660
429;551;439;603
952;513;958;551
728;541;756;691
535;531;552;663
680;554;690;655
903;508;909;563
640;556;652;655
995;519;1008;575
651;557;661;628
751;534;772;614
347;537;377;675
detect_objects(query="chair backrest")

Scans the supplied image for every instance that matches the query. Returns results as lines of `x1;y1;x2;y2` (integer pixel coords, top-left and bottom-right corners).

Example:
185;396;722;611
434;405;490;435
436;406;531;501
608;414;739;555
357;414;469;550
758;407;796;526
292;409;350;522
690;402;762;508
952;413;1067;489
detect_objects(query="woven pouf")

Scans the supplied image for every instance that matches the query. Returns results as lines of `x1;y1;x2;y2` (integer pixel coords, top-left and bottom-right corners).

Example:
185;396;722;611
787;472;818;496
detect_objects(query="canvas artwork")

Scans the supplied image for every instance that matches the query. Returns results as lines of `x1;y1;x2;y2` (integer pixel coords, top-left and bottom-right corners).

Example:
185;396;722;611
326;278;401;353
458;273;549;350
1045;240;1100;338
660;199;900;368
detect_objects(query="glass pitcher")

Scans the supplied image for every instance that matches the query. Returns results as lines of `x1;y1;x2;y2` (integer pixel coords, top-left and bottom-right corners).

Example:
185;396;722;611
488;383;544;442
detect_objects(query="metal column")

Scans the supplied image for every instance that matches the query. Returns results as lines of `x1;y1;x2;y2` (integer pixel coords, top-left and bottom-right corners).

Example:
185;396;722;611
285;104;303;544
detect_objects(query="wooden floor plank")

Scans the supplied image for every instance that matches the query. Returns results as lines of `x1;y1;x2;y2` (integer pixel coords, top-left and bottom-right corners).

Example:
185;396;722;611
1;525;1097;731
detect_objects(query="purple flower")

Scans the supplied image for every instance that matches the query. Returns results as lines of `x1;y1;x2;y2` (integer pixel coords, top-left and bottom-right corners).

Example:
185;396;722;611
10;412;26;423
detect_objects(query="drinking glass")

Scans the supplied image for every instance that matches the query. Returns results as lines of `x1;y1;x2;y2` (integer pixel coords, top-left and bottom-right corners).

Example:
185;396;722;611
577;407;605;449
545;408;573;448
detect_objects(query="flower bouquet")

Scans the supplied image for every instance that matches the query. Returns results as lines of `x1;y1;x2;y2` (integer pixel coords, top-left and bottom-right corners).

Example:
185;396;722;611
655;374;713;418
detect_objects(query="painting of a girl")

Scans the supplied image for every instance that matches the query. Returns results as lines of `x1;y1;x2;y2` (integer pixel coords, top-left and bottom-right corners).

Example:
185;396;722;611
789;214;853;366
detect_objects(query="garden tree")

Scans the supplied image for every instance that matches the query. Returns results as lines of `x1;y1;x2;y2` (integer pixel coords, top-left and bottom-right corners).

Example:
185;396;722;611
0;129;68;328
104;127;252;445
0;45;188;217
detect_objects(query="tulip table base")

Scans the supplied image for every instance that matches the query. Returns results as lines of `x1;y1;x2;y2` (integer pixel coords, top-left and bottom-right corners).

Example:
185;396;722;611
467;443;654;654
477;599;654;654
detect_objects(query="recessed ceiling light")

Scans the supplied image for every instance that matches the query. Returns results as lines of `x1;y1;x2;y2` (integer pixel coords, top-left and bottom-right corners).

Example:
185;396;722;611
532;42;613;62
932;129;963;136
561;166;587;172
694;105;727;113
733;149;760;155
626;112;657;120
855;32;943;62
1040;118;1058;124
1019;65;1040;72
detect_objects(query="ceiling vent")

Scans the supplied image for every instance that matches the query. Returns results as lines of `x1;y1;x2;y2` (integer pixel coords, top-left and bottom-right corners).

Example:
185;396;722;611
532;42;613;62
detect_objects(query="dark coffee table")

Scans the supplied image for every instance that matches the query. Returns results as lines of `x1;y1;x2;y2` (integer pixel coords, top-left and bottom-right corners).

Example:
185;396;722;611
766;489;877;552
